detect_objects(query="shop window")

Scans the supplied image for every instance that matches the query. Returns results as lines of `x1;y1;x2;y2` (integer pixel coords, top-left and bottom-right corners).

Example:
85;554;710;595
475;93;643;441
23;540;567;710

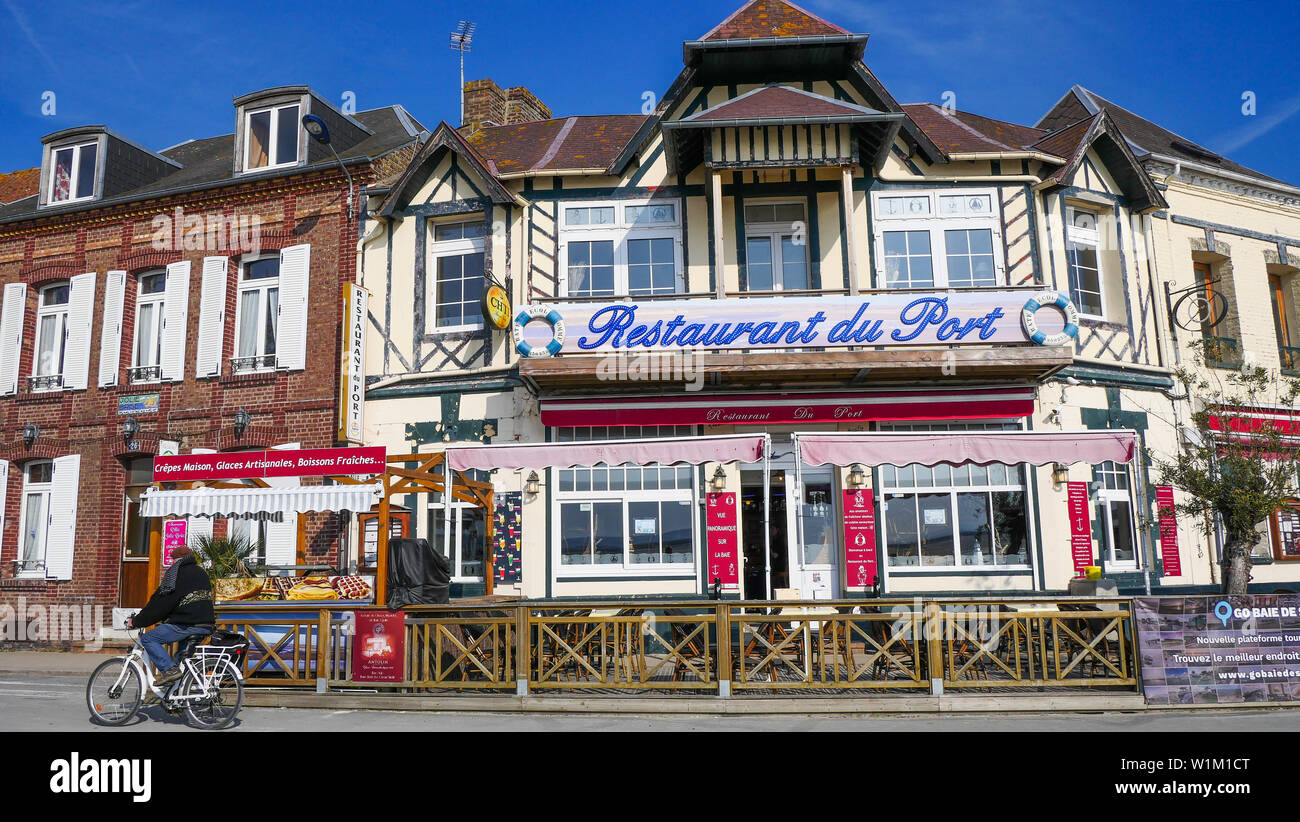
17;460;53;576
1093;461;1138;570
879;421;1031;568
428;218;487;332
130;270;167;384
243;103;300;171
233;256;279;373
744;201;808;292
560;200;682;297
872;190;1002;290
1249;504;1300;562
121;457;154;562
47;140;99;203
32;283;70;391
1065;208;1103;318
426;470;488;581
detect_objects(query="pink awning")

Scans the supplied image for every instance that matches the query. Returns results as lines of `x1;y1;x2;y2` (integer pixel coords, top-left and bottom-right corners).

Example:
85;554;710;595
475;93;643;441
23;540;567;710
445;434;767;471
797;430;1137;467
539;387;1034;427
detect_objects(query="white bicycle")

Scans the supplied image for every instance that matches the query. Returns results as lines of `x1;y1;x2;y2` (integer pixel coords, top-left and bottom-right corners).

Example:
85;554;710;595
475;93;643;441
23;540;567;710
87;628;245;730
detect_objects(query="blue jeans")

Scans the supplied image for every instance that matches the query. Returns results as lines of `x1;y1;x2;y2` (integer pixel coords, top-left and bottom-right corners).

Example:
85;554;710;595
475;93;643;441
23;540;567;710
141;624;211;672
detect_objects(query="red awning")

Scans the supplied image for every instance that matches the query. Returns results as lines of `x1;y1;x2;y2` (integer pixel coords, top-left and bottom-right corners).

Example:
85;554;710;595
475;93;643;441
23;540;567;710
1208;405;1300;438
445;434;767;472
539;387;1034;427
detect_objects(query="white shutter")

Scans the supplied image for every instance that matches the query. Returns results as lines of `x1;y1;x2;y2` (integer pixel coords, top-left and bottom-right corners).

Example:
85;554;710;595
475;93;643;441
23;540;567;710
275;244;310;371
0;283;27;395
264;442;300;566
44;454;80;581
98;270;126;387
63;272;95;390
159;260;191;381
195;256;228;378
0;460;8;559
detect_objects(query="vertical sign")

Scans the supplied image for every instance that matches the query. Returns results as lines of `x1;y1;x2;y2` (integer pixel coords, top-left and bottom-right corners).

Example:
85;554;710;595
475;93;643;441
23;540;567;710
493;491;523;584
162;520;187;568
338;284;368;443
706;492;739;591
1067;481;1092;576
1155;485;1182;576
352;610;406;683
842;489;878;589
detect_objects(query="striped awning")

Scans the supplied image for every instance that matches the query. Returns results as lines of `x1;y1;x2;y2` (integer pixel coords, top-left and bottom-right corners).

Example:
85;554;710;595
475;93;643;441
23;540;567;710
141;483;384;519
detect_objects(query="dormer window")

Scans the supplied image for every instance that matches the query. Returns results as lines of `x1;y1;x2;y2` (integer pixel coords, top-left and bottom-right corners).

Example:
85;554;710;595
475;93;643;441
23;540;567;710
244;103;300;171
48;141;98;203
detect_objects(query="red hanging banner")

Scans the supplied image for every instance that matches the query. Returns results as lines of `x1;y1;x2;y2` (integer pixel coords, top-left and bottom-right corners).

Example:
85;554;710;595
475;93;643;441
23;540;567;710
352;610;406;683
705;492;740;591
1155;485;1182;576
842;489;878;589
1068;481;1093;576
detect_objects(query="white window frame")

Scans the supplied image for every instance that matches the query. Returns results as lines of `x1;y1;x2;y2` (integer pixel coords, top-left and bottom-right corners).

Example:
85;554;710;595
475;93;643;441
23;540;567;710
428;498;488;583
17;460;52;578
130;270;167;384
32;283;69;391
1093;461;1139;570
428;219;487;333
242;103;301;172
46;140;99;204
871;189;1004;289
559;199;683;298
233;255;280;373
878;420;1035;572
1065;206;1105;319
229;518;268;569
742;198;810;293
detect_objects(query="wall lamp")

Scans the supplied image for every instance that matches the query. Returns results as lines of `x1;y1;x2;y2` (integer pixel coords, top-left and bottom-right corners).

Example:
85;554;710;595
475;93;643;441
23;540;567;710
710;466;728;493
21;423;38;449
524;471;540;497
233;408;252;437
1052;462;1070;487
121;416;140;442
847;463;867;488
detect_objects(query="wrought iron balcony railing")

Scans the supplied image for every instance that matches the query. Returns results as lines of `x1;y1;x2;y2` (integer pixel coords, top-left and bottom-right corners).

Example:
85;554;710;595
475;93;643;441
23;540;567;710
127;364;161;384
230;355;277;374
27;374;63;392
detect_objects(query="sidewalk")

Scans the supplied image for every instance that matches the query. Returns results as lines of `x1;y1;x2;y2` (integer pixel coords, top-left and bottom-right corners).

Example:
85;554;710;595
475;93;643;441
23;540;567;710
0;650;118;677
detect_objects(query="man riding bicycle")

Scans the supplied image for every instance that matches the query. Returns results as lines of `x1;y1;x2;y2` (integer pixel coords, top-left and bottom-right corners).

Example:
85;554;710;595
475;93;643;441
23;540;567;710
126;545;215;686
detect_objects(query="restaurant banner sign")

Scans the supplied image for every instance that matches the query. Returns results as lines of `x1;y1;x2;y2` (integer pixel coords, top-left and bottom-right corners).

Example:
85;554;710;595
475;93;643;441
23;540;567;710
1155;486;1182;576
843;489;878;589
352;610;405;683
1135;596;1300;705
154;446;387;482
1067;481;1092;575
514;290;1077;357
706;492;739;591
338;284;368;443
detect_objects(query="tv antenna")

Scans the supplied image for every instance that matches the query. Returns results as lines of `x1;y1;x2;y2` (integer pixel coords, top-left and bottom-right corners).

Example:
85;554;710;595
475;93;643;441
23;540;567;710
450;21;477;125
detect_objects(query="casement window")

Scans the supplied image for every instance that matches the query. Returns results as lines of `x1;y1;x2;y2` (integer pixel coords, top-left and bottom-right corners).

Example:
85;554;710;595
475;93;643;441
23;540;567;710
121;457;154;563
1270;505;1300;561
129;271;167;384
1065;207;1104;318
743;201;808;292
872;190;1002;289
428;219;487;332
234;256;280;372
48;141;98;204
560;200;682;298
243;103;300;171
226;246;308;374
14;455;79;580
1093;460;1138;570
427;468;489;581
229;519;269;569
32;284;69;391
879;421;1032;569
551;425;697;576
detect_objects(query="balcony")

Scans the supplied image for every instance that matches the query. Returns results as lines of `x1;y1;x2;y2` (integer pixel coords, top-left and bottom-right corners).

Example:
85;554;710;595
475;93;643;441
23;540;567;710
1202;336;1241;369
127;364;161;384
28;374;63;392
1281;345;1300;377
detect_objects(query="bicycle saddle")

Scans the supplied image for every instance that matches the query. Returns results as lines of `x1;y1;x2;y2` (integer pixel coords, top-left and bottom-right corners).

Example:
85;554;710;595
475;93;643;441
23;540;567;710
175;633;210;661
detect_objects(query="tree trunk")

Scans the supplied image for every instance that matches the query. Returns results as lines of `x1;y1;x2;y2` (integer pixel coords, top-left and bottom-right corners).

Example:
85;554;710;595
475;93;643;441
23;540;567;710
1221;539;1252;596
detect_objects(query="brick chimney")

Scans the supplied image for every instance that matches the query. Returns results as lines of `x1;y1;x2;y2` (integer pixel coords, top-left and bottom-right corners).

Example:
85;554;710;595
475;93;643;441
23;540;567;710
460;79;551;135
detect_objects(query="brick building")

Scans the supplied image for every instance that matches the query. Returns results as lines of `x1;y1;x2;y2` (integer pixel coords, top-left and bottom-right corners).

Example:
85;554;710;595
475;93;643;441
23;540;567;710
0;86;424;627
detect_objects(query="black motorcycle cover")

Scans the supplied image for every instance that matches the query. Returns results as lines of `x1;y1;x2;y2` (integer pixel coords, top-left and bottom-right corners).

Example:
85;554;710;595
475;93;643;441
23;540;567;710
385;537;452;608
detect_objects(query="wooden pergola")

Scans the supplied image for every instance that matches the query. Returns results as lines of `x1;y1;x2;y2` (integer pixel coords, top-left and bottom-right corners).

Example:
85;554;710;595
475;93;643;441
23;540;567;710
147;452;494;604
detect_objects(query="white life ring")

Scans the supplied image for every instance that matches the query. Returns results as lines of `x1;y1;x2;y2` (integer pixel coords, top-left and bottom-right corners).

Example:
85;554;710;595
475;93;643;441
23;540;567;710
1021;291;1079;346
513;305;566;358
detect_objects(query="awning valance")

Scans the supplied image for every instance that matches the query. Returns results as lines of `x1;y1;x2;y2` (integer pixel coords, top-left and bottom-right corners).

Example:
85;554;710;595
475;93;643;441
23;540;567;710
141;484;384;519
445;434;767;472
796;430;1137;467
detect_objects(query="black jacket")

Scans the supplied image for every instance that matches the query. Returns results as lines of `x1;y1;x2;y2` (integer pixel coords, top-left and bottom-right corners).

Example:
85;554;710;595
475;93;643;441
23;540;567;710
134;557;216;628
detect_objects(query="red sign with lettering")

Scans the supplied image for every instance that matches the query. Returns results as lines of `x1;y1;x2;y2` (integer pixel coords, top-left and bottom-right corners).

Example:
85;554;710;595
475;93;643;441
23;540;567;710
706;492;739;590
153;446;387;482
1068;481;1093;576
1155;485;1182;576
352;610;406;683
843;489;878;589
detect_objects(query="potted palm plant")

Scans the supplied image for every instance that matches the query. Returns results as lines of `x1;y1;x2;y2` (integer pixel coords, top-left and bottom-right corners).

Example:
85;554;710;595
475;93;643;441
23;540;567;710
190;533;265;580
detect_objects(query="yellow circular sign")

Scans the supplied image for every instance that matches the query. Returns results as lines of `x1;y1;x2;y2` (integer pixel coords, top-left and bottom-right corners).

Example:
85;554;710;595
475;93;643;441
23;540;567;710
482;284;511;330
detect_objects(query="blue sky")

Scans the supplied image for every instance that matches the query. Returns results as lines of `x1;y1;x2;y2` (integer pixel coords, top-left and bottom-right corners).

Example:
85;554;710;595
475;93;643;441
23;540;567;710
2;0;1298;184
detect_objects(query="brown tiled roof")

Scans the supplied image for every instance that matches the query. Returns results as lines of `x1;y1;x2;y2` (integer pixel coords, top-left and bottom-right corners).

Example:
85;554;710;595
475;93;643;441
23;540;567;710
691;86;876;121
1029;116;1096;181
466;115;648;174
901;103;1049;155
701;0;849;40
0;167;39;204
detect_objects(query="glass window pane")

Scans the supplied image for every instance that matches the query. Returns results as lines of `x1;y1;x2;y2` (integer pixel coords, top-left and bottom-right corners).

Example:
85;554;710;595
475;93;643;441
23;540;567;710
461;507;485;577
559;503;591;565
247;111;271;168
945;230;968;254
1108;500;1136;564
593;502;623;564
774;203;804;223
629;501;661;563
624;467;642;491
245;258;279;280
663;501;693;564
884;495;918;567
969;229;993;254
264;288;278;355
908;231;931;254
275;106;299;164
883;231;907;255
238;291;259;358
991;491;1028;565
746;238;773;291
22;493;46;564
76;143;97;198
957;492;993;566
780;237;808;290
918;493;955;566
51;148;74;201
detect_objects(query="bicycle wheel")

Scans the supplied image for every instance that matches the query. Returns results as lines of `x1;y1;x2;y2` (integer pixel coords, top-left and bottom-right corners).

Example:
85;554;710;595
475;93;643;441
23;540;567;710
87;658;143;726
181;658;243;730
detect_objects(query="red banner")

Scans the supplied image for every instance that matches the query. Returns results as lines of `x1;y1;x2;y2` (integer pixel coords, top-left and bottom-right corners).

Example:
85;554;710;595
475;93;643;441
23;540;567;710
153;446;387;482
352;610;406;683
1155;485;1182;576
843;489;878;589
1068;482;1092;576
705;492;739;590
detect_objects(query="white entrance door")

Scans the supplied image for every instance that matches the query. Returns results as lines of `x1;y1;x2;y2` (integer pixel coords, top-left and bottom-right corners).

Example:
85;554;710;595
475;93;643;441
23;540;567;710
787;468;838;599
